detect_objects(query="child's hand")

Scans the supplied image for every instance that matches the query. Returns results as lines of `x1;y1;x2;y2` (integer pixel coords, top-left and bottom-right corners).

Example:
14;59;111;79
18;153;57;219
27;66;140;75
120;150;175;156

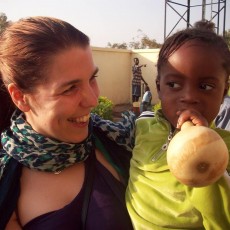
176;110;208;129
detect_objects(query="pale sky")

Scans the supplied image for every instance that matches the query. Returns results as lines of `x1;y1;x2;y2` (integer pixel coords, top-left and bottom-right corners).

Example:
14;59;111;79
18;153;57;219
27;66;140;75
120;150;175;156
0;0;229;47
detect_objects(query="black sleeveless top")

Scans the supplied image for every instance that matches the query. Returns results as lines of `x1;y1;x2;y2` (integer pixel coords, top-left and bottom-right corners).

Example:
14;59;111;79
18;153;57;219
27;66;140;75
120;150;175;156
23;158;133;230
0;128;133;230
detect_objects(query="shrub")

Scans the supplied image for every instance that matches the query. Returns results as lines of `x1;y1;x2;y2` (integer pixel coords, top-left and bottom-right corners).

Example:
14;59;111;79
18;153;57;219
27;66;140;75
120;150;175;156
92;96;114;120
153;101;161;112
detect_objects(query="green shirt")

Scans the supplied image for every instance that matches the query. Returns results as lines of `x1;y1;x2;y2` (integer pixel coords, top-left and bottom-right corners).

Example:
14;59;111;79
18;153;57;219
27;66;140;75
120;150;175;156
126;111;230;229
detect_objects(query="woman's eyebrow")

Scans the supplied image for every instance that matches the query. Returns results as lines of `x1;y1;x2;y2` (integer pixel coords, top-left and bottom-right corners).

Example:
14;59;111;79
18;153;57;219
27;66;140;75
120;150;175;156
56;67;99;90
58;79;81;90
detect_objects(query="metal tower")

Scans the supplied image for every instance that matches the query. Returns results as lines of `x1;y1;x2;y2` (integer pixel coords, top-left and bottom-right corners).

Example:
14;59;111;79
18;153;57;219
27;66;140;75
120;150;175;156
164;0;227;40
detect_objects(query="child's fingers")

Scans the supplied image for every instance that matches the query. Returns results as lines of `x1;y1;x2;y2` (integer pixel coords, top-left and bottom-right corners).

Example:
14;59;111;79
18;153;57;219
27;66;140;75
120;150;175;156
176;110;208;129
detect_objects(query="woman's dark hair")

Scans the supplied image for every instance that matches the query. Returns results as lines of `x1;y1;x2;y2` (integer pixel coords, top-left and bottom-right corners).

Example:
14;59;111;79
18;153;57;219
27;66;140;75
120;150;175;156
0;16;90;134
156;26;230;81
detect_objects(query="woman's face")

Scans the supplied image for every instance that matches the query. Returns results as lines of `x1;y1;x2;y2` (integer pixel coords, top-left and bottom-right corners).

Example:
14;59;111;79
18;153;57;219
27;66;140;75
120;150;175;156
25;46;100;143
157;41;228;128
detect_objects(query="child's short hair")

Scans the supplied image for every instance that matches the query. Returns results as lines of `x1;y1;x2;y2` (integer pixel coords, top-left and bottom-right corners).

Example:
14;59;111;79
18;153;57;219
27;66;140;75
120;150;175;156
156;27;230;80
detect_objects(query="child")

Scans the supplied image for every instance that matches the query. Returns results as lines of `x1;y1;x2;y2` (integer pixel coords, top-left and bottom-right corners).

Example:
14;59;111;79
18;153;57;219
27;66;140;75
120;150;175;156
126;26;230;229
140;85;152;113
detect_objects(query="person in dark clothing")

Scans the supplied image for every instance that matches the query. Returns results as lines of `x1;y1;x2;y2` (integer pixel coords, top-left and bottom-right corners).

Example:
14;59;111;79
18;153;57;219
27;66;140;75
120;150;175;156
0;16;135;230
132;57;147;103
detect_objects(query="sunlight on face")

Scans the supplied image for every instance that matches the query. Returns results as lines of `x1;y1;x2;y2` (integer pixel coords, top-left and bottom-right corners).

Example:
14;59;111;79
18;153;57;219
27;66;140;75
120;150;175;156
25;46;100;143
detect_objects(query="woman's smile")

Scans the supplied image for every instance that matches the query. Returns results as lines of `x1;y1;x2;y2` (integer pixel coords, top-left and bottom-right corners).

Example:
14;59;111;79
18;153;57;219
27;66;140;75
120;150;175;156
67;114;90;124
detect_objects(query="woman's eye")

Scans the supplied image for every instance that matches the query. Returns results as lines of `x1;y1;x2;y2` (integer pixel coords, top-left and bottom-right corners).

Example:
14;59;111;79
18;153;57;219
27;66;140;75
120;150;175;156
90;75;98;82
166;82;180;88
200;84;213;90
90;75;98;85
63;85;77;95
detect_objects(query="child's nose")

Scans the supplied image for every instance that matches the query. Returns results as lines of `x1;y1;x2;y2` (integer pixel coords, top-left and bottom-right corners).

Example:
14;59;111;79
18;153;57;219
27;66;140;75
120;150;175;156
180;87;199;104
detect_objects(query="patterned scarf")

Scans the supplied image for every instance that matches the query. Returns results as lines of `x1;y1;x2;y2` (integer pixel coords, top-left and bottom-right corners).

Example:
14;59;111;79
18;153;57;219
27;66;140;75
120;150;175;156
0;110;135;179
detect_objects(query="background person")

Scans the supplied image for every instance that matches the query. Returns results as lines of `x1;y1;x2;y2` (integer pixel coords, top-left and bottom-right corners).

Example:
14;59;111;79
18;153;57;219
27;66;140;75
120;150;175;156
140;85;152;113
132;57;147;103
0;16;135;230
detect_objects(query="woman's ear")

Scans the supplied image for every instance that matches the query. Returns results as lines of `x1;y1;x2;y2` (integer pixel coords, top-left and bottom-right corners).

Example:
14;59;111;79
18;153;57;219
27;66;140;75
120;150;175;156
7;83;30;112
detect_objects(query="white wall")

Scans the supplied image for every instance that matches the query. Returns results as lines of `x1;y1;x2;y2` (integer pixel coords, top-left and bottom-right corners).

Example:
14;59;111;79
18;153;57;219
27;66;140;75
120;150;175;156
92;47;160;105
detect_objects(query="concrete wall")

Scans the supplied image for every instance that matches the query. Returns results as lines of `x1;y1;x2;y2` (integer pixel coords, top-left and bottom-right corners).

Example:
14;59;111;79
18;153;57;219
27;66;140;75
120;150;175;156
92;47;160;105
131;49;160;105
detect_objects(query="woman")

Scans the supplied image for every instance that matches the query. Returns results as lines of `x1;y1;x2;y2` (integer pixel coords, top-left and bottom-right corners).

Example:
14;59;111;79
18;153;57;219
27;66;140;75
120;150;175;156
0;16;135;229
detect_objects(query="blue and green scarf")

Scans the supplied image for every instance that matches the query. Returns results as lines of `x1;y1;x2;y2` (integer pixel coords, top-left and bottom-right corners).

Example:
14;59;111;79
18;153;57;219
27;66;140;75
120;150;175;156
0;109;135;179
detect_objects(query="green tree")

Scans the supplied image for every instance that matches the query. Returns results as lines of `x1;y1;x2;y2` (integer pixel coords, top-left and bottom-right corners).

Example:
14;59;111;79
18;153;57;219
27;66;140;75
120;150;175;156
0;13;11;34
129;34;161;49
129;30;161;49
107;42;128;49
91;96;114;120
107;29;162;49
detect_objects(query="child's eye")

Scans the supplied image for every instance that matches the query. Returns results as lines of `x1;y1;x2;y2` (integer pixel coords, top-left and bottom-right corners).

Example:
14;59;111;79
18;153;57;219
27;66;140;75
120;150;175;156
199;84;213;90
166;82;180;89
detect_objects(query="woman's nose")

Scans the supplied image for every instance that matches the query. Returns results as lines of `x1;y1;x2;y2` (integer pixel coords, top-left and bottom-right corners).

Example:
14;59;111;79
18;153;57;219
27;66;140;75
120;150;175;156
80;84;99;108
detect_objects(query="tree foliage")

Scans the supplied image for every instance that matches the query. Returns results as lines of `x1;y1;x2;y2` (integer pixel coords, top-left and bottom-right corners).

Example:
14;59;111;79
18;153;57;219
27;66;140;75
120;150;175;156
107;42;128;49
0;12;11;34
107;29;162;49
91;96;114;120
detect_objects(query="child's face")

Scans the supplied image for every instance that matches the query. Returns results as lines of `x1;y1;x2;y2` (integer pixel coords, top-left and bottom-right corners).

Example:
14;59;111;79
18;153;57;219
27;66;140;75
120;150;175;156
157;40;228;128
